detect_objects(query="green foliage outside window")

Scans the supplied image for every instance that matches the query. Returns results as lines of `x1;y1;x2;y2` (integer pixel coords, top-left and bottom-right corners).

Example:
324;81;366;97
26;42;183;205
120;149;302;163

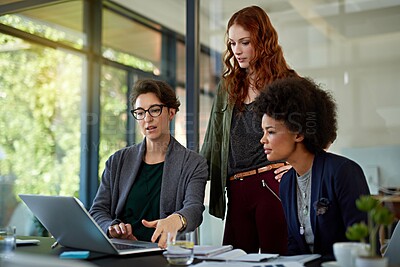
0;14;83;49
0;10;153;233
99;66;129;178
0;33;82;227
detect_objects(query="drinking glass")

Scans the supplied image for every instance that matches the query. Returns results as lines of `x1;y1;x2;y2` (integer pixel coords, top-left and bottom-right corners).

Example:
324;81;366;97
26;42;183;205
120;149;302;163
0;226;16;259
163;231;195;265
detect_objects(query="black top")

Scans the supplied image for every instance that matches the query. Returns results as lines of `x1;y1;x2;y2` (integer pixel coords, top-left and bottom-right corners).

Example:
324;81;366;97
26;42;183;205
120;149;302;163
228;102;270;177
122;161;163;241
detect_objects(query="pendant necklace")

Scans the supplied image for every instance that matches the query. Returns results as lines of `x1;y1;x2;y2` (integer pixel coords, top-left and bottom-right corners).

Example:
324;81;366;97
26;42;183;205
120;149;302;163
297;169;312;236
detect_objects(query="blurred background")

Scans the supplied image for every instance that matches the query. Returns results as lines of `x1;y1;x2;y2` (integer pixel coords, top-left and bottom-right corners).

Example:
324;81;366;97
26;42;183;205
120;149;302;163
1;0;399;245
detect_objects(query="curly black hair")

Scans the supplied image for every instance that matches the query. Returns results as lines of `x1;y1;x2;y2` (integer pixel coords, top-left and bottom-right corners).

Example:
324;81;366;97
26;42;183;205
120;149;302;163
253;76;337;153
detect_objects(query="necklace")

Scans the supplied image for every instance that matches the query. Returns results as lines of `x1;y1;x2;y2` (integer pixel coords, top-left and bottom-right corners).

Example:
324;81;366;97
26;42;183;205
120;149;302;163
297;168;312;235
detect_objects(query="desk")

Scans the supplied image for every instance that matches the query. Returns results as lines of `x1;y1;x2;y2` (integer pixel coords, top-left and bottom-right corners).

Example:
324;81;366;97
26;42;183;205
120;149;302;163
16;236;172;267
15;236;322;267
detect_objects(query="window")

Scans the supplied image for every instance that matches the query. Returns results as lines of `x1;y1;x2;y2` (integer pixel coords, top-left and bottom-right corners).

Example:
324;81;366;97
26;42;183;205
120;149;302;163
0;1;84;49
99;66;128;177
102;8;161;75
0;34;83;230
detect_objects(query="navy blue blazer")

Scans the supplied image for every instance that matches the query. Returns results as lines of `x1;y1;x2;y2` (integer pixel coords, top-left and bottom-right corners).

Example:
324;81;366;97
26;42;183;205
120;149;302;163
279;151;370;260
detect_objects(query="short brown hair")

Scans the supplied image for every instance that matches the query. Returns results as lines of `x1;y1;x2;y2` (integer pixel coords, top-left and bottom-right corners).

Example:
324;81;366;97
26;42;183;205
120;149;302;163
130;79;180;112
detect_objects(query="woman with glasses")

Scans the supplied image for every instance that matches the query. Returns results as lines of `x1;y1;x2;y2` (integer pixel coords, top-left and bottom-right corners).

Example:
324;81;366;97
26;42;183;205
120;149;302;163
89;79;208;249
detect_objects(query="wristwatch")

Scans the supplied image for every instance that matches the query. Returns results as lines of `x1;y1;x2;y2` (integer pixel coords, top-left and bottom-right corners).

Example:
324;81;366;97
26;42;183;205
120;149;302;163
176;213;187;232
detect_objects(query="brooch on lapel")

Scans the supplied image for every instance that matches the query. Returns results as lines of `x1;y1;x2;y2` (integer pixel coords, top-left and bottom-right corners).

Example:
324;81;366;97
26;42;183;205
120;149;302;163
313;197;330;215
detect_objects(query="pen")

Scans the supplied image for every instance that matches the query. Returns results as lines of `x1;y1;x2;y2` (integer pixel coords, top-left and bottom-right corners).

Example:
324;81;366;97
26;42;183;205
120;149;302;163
51;241;59;249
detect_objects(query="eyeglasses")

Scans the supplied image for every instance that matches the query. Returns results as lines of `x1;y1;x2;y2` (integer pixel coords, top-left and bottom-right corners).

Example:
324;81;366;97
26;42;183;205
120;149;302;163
130;104;167;120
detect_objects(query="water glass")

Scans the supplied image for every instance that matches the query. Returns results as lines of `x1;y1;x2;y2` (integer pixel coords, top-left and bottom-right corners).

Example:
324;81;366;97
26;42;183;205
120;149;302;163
0;226;16;259
164;231;195;265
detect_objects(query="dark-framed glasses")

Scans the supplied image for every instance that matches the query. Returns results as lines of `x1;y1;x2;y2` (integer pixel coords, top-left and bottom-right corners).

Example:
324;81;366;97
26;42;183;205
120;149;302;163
130;104;167;120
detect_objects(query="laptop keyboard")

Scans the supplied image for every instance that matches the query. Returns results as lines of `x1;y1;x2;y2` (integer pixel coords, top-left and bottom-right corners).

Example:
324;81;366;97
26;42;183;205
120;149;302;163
114;243;145;250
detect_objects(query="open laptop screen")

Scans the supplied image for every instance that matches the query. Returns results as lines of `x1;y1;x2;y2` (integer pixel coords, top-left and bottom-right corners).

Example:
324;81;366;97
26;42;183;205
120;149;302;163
19;194;161;255
384;221;400;265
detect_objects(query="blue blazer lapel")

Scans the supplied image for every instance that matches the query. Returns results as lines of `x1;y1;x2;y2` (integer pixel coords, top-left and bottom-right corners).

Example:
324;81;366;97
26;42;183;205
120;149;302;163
310;152;325;236
287;170;303;243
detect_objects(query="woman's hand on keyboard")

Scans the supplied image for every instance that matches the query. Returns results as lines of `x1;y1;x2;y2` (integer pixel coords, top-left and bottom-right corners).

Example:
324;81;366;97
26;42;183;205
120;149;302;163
108;222;138;240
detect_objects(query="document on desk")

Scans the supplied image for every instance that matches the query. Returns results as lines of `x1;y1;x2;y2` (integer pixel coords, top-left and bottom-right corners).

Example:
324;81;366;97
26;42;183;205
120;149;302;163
193;261;304;267
270;254;321;264
194;246;278;262
194;245;234;257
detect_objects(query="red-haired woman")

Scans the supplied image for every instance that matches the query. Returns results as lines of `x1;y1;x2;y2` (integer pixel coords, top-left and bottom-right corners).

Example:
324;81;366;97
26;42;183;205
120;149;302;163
201;5;297;254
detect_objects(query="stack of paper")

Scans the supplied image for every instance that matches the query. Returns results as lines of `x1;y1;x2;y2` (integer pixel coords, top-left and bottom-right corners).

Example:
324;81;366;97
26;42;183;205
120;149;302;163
193;245;321;266
194;245;234;257
194;245;278;262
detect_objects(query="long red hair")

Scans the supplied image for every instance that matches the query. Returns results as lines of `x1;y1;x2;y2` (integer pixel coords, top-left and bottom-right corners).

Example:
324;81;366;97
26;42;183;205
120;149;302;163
223;5;297;109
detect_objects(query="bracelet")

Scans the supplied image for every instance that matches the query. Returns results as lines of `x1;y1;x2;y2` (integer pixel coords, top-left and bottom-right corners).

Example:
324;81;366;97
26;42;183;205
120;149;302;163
176;213;187;232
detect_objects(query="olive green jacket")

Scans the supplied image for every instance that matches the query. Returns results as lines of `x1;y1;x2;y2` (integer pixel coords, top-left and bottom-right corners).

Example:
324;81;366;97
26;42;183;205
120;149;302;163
200;82;233;219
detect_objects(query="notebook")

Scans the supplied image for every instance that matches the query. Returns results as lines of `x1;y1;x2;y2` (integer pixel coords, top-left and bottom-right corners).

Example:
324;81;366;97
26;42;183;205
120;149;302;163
383;220;400;265
19;194;162;255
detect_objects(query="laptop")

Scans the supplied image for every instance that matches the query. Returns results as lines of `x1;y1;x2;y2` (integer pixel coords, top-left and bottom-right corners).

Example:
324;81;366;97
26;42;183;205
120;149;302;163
19;194;162;255
384;220;400;265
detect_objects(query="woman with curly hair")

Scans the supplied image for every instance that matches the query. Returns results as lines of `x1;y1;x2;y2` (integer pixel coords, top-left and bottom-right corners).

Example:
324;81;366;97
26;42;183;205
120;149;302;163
201;5;297;253
254;76;369;260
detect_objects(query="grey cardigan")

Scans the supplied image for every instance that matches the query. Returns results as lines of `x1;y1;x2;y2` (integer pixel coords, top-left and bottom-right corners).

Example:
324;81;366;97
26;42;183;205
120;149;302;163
89;136;208;235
